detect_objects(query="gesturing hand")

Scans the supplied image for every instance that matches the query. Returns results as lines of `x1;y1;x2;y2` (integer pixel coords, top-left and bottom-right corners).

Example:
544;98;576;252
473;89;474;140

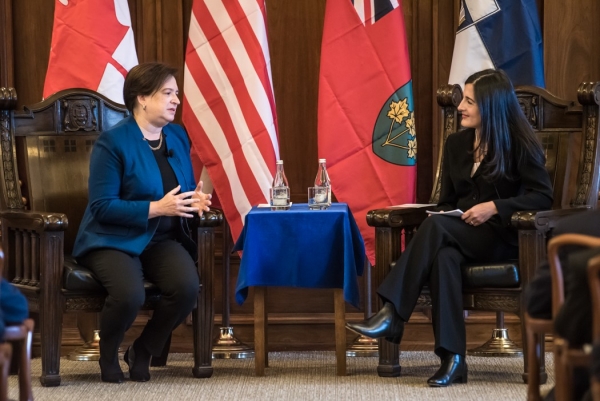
461;201;498;227
190;180;212;217
149;185;200;219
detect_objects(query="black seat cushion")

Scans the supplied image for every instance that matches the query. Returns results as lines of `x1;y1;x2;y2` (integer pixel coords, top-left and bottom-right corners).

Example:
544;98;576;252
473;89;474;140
461;261;520;289
63;255;161;297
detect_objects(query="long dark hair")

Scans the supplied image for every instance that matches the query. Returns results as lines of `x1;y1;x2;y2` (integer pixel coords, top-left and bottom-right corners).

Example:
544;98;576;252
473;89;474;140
465;69;545;181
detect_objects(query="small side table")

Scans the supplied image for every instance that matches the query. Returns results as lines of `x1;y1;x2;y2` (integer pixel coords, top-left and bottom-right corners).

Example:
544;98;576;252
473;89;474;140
234;203;365;376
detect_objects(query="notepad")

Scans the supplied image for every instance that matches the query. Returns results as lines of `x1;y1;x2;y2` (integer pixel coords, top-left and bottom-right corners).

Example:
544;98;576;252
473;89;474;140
426;209;464;217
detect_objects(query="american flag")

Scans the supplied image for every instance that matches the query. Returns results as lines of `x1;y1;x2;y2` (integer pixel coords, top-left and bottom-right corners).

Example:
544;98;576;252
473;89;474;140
182;0;279;242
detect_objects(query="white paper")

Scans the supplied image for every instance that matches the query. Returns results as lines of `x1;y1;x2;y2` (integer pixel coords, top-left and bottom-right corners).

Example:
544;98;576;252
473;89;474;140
426;209;464;217
389;203;437;208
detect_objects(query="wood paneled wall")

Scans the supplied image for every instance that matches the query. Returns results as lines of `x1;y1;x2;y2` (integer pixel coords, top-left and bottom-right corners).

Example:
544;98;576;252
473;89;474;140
1;0;600;351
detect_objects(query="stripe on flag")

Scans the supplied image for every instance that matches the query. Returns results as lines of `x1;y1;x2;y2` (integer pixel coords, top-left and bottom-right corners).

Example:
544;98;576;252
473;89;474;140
449;0;545;88
183;0;279;242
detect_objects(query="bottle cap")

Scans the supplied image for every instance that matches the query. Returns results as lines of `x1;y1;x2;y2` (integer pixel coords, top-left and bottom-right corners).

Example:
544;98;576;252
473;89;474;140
318;158;326;163
276;160;283;164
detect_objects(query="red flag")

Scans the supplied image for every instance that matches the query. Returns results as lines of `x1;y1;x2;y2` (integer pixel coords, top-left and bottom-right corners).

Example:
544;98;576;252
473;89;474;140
183;0;279;243
318;0;417;265
43;0;138;104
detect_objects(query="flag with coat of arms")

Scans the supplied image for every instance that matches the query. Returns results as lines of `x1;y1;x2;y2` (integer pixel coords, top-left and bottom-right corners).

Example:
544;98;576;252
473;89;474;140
318;0;417;265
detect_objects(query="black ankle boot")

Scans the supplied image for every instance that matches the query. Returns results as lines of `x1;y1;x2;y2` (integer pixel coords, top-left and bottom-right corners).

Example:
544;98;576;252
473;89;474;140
345;302;405;341
99;357;124;383
124;340;152;382
427;353;467;387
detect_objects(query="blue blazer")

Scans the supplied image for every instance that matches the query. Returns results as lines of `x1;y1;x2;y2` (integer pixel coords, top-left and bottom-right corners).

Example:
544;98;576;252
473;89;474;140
72;116;197;258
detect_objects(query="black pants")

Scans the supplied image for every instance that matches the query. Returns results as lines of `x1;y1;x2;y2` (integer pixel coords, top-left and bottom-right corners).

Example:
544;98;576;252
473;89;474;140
377;215;518;357
77;239;199;368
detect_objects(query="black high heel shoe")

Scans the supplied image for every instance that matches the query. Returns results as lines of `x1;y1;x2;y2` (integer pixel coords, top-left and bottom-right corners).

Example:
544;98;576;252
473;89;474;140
124;341;152;382
427;353;467;387
345;302;405;343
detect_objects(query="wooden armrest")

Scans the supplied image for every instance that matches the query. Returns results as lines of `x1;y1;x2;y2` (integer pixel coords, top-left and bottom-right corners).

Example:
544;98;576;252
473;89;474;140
198;209;223;228
366;206;429;228
0;210;68;232
189;209;223;229
511;207;590;231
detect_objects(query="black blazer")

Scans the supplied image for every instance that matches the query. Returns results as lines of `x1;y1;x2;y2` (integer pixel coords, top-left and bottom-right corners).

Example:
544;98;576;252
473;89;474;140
434;128;554;246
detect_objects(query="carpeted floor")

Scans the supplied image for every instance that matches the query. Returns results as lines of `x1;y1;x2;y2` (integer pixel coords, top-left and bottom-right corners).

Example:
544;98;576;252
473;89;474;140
8;351;554;400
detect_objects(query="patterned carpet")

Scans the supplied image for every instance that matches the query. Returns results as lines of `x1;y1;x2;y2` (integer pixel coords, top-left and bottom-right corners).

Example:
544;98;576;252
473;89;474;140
8;351;554;400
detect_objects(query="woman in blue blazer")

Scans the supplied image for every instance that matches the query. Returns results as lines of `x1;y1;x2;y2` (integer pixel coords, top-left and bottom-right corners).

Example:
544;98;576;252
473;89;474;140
347;69;554;387
73;63;211;383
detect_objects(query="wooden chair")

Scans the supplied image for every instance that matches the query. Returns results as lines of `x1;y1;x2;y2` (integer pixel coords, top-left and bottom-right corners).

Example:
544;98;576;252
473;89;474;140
0;87;221;386
366;82;600;380
0;342;12;401
590;254;600;401
0;245;34;401
526;234;600;401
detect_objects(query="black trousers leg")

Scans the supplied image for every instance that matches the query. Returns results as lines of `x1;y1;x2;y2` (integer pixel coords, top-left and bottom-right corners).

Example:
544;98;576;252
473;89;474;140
377;215;518;356
138;239;199;356
77;250;146;369
429;246;466;356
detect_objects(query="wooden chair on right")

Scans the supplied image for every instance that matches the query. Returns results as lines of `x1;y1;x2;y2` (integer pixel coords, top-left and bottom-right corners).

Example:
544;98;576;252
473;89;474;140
367;82;600;382
526;234;600;401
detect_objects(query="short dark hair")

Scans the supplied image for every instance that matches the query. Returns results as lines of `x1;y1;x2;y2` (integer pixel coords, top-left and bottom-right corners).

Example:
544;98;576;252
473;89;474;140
465;69;544;180
122;63;178;112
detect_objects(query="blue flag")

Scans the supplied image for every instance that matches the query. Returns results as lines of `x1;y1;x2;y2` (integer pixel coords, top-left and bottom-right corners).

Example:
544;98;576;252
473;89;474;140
449;0;544;88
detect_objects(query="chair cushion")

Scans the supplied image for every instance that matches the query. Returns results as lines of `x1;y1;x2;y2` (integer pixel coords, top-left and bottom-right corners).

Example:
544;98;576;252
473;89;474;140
461;261;520;289
63;255;161;296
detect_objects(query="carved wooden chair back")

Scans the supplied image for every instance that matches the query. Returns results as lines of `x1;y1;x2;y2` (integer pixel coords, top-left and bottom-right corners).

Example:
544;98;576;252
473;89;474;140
433;83;600;210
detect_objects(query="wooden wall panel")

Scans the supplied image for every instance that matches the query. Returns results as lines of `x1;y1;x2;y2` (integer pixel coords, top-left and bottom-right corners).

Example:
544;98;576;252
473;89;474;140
544;0;600;99
266;0;326;201
11;0;53;106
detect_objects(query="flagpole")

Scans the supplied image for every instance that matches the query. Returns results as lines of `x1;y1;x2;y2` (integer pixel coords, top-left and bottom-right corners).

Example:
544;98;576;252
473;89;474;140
212;218;254;359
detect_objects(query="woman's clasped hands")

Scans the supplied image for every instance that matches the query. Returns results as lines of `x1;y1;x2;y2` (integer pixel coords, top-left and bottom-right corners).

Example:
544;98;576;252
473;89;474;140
150;180;212;218
461;201;498;226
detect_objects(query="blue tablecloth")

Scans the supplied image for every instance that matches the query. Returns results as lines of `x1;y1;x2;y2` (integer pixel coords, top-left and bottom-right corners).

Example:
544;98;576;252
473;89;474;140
234;203;365;308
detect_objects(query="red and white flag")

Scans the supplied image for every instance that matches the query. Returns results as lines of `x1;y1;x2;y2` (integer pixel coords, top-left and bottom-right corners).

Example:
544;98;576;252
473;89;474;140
43;0;138;104
318;0;417;265
183;0;279;242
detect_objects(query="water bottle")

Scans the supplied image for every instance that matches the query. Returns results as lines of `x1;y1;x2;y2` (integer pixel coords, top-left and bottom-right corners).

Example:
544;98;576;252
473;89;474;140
313;158;331;208
271;160;290;208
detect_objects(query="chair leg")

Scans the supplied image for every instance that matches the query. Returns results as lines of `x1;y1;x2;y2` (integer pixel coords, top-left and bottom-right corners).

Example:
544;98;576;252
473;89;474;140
525;315;543;401
39;304;64;386
0;343;12;401
554;338;571;401
522;312;547;385
193;225;214;379
150;334;171;367
17;319;34;401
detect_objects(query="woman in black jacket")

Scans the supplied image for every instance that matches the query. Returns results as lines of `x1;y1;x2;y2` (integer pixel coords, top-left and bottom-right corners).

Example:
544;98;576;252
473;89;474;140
347;69;553;387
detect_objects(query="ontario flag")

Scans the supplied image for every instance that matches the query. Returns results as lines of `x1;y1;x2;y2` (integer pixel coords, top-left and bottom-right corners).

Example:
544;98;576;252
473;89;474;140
43;0;138;104
182;0;279;243
449;0;545;88
318;0;416;265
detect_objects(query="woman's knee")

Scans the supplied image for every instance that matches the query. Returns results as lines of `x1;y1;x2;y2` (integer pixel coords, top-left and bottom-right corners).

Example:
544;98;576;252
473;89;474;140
108;285;146;313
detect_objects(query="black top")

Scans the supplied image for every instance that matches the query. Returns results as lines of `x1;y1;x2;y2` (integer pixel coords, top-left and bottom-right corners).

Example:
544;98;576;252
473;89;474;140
435;128;554;246
147;135;180;243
